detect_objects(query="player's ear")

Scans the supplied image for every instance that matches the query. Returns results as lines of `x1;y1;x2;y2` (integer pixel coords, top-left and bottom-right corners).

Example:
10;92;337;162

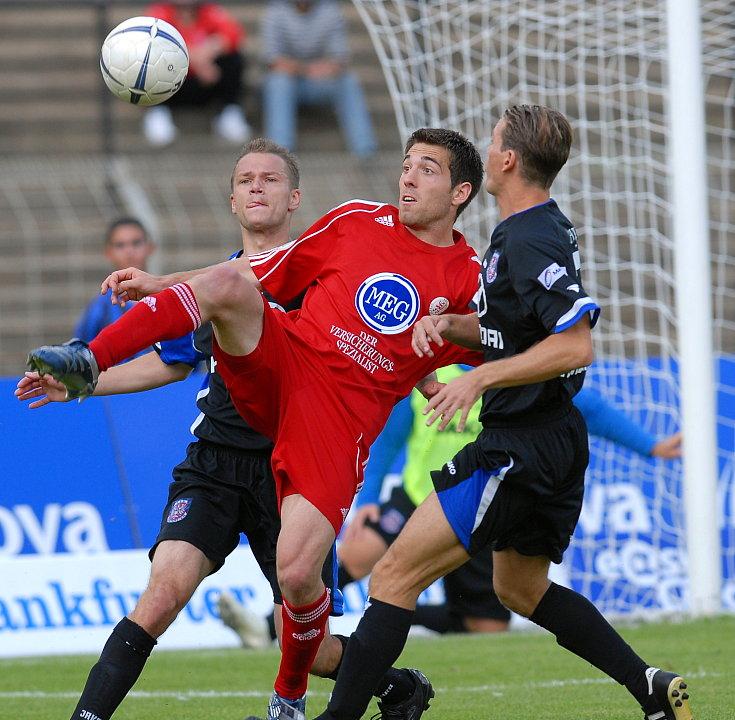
288;188;302;212
230;193;237;214
503;148;517;172
452;181;472;209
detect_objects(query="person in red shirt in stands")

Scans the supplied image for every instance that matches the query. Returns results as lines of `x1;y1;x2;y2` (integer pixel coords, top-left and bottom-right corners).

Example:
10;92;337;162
144;0;251;146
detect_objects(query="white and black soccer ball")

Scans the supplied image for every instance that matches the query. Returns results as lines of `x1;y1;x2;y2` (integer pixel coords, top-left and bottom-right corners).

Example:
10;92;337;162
99;16;189;106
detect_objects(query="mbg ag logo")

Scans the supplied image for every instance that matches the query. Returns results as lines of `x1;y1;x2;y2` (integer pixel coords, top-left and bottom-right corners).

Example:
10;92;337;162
355;272;420;335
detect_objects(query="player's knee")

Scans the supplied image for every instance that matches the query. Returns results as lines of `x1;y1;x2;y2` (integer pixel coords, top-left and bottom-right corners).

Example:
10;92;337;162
131;585;185;633
277;560;321;603
493;580;535;617
199;265;256;312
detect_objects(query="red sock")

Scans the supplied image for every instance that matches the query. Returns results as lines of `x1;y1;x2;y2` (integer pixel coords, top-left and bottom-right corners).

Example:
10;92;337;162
89;283;202;371
275;588;331;700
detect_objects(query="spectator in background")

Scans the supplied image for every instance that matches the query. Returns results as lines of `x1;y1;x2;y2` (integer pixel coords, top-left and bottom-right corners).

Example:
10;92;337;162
144;0;251;146
74;218;154;361
262;0;377;157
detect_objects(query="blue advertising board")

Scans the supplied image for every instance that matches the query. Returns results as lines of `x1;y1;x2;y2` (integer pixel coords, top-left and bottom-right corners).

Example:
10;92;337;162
2;357;734;616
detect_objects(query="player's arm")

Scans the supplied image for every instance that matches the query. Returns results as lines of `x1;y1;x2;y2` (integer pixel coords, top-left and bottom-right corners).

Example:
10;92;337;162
16;351;192;408
412;312;481;357
424;315;593;431
102;199;356;306
574;386;682;459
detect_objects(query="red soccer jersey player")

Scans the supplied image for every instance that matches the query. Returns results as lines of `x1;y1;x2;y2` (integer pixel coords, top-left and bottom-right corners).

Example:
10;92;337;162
28;128;485;720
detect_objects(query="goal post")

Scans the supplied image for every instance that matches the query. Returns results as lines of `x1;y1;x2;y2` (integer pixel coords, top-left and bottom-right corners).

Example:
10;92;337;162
665;0;720;615
352;0;727;618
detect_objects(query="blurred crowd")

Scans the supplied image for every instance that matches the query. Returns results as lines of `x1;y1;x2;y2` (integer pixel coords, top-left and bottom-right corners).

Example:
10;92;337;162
142;0;377;157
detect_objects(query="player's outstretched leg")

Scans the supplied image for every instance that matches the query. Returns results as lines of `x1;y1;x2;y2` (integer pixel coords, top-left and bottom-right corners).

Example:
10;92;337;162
27;338;99;400
26;280;205;398
27;266;264;398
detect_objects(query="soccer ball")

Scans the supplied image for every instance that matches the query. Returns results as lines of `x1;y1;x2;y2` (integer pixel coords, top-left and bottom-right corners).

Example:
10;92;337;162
99;16;189;106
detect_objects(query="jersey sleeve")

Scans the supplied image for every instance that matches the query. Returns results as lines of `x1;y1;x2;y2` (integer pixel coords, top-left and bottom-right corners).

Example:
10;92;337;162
506;232;600;334
248;200;383;304
156;332;203;368
573;386;656;456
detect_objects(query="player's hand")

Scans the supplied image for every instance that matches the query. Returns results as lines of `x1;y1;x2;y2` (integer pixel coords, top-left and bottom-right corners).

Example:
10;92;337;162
341;504;380;543
417;380;445;399
101;267;164;306
412;315;450;358
423;368;483;432
15;371;71;408
651;432;682;459
304;60;341;79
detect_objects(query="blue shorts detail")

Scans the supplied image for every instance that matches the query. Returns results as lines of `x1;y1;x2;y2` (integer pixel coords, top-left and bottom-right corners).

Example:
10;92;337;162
437;463;511;550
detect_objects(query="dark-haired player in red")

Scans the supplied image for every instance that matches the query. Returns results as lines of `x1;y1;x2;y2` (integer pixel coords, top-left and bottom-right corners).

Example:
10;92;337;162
27;128;484;720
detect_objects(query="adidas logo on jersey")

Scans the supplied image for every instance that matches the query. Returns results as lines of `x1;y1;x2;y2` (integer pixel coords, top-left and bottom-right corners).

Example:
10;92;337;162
374;214;394;227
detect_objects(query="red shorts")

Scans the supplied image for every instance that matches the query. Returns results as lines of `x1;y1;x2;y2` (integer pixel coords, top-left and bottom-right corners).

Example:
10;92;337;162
212;298;368;534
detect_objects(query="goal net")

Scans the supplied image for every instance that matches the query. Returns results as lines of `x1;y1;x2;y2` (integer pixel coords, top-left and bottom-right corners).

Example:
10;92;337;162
352;0;735;617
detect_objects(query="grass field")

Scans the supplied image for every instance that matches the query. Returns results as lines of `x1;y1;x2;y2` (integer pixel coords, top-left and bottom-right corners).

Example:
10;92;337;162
1;615;732;719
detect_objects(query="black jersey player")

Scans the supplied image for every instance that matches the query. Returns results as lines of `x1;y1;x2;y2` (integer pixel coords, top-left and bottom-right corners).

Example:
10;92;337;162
312;106;693;720
16;139;428;720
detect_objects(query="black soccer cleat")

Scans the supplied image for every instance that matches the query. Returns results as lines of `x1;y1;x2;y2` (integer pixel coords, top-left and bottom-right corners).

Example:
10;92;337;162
372;668;435;720
27;338;100;400
642;668;693;720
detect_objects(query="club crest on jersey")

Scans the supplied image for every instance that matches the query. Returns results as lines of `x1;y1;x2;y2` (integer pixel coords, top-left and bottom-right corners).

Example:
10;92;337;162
429;296;449;315
355;272;420;335
166;498;192;523
485;251;501;284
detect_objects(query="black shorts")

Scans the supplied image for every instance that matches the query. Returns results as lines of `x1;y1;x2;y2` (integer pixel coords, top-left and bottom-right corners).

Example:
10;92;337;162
366;486;510;621
363;485;416;545
431;404;588;563
151;440;341;610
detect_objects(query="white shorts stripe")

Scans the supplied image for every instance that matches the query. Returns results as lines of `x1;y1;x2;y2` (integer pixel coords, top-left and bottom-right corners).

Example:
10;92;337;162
471;459;514;535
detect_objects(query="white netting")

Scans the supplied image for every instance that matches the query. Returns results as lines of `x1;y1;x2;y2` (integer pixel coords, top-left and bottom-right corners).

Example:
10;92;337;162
353;0;735;616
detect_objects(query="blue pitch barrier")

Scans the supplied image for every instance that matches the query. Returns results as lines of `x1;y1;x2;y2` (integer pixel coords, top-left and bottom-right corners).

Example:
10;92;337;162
2;358;734;615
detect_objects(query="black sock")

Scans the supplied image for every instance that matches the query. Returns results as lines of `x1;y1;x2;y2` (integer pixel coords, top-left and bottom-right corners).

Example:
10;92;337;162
69;617;157;720
412;602;465;634
337;565;356;590
325;633;414;705
316;598;414;720
530;583;649;705
324;634;350;680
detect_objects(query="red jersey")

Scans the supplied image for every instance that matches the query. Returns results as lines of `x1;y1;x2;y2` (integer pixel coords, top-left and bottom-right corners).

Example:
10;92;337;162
248;200;482;447
147;3;245;57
